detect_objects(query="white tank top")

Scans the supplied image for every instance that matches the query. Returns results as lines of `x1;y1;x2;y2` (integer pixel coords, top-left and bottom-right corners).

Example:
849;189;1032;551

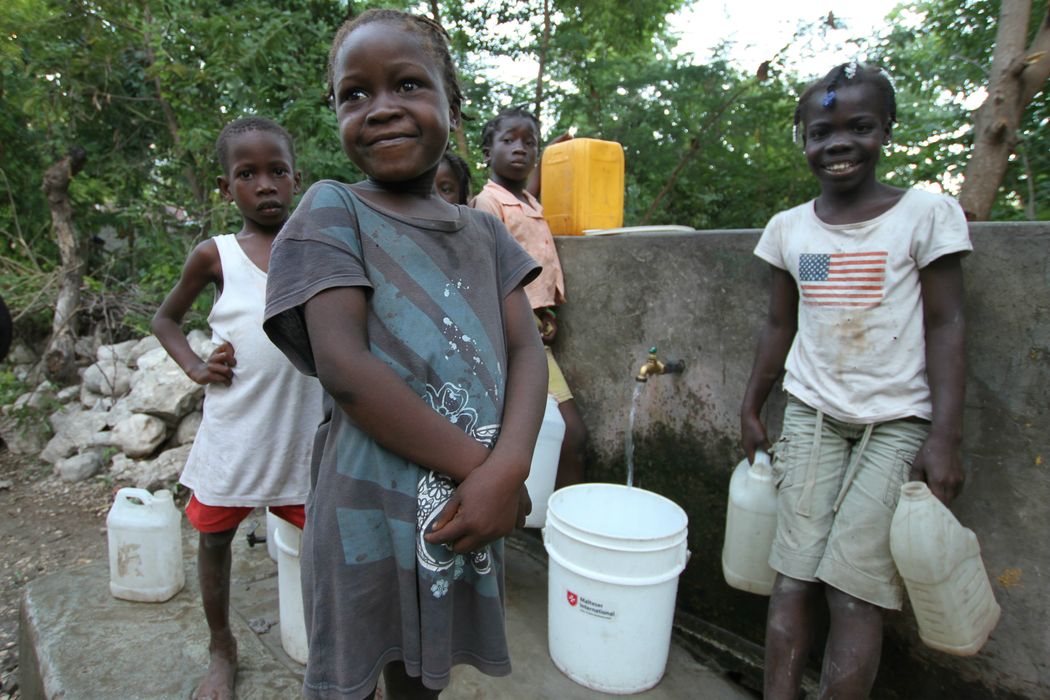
179;234;323;506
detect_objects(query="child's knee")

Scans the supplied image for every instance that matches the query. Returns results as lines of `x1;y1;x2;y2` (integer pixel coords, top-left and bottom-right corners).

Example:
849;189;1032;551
200;528;238;550
826;585;882;617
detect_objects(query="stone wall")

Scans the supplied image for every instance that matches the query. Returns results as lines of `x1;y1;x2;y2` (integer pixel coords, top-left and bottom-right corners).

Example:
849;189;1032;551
552;222;1049;699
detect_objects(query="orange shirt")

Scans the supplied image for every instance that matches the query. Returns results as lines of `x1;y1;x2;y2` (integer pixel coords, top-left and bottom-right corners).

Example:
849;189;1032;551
471;181;566;309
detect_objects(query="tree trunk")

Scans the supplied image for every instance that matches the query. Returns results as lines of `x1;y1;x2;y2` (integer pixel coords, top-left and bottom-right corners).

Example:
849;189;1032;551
959;2;1050;220
40;148;87;384
534;0;552;115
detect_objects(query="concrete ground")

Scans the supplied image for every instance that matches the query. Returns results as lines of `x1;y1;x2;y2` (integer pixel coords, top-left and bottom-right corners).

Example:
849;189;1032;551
20;514;755;699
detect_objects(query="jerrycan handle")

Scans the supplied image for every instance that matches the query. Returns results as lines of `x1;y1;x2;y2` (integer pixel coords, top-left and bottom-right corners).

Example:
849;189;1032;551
115;487;155;506
750;450;772;477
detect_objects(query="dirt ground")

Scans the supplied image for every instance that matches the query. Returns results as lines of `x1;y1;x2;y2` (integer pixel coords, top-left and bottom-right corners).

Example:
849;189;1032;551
0;448;119;700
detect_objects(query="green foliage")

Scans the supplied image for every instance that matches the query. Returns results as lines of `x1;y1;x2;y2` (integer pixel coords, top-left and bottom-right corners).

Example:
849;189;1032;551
0;369;57;437
0;0;1043;349
0;0;356;343
0;370;28;407
869;0;1050;219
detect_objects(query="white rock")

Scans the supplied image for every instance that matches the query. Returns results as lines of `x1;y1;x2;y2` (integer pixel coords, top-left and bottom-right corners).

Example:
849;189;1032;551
41;407;109;464
7;343;37;365
110;452;141;481
74;336;98;365
0;415;49;455
111;413;169;458
113;444;190;491
82;360;132;397
127;336;162;368
95;339;138;366
125;362;204;423
133;346;173;374
173;410;202;446
103;396;135;429
12;384;55;412
187;329;216;359
56;450;105;482
55;386;80;403
79;384;110;411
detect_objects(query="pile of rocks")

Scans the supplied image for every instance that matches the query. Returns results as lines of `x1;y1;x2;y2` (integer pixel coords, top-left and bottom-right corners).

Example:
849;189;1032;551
0;332;215;489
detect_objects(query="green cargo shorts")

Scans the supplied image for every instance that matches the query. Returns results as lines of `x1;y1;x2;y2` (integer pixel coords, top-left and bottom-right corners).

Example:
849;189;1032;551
768;395;930;609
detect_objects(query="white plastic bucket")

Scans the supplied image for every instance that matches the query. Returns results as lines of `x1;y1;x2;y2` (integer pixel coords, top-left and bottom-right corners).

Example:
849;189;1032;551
543;484;689;694
523;395;566;528
274;519;309;664
106;488;184;603
265;510;279;562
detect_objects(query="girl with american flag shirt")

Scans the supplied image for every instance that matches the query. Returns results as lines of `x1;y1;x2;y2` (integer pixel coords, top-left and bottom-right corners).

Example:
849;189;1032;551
739;62;971;700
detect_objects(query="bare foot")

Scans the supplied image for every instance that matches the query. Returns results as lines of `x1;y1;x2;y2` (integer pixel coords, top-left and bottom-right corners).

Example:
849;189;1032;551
192;636;237;700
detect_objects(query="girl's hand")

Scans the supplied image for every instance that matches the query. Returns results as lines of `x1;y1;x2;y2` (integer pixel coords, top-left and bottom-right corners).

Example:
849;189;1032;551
909;432;964;505
537;308;557;345
740;411;769;464
188;341;236;386
516;484;532;528
424;459;525;553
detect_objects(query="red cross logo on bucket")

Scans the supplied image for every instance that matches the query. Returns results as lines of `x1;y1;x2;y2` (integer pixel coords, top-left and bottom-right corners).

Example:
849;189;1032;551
566;590;578;606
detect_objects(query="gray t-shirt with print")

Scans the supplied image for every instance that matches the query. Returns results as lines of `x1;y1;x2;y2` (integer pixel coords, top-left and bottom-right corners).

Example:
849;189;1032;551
264;181;539;699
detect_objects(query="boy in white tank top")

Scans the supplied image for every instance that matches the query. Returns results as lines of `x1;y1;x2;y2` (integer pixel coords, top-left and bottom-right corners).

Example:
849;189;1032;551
152;117;322;700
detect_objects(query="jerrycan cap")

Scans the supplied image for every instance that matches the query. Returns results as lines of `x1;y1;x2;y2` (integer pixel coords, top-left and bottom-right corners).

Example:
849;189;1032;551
749;450;772;477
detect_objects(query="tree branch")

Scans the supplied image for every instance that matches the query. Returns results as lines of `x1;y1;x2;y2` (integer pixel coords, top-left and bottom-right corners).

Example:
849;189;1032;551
641;84;747;224
535;0;551;115
1020;6;1050;104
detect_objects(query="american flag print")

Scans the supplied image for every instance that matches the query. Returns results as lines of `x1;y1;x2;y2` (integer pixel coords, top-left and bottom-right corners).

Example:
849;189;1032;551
798;251;887;307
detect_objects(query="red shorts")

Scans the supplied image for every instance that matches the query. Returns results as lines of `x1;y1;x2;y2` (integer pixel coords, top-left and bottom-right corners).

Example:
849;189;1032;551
185;494;305;533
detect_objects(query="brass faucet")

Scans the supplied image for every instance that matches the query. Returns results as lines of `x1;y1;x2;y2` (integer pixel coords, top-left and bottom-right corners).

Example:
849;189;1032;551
635;347;685;382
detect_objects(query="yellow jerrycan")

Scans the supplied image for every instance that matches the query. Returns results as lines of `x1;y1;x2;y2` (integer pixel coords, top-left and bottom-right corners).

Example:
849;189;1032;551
540;138;624;235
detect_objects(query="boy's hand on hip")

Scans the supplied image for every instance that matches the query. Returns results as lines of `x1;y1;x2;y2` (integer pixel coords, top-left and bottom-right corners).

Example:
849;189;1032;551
188;341;236;386
909;432;964;505
424;460;524;554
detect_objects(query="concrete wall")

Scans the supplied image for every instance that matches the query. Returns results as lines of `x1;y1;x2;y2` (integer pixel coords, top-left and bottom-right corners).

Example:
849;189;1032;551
552;223;1049;700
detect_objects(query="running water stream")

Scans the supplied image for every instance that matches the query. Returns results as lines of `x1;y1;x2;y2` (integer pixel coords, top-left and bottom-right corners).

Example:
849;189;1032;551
625;383;645;487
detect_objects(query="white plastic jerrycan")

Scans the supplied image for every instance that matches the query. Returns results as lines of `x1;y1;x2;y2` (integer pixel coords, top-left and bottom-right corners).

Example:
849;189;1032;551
106;487;185;602
890;481;1001;655
522;394;566;528
722;450;778;595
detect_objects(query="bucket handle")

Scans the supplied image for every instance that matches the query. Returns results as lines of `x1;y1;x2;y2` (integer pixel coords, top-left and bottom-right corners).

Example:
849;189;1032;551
544;528;689;587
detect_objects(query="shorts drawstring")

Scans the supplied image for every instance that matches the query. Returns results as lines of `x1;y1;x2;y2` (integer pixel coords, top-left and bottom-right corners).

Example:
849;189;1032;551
795;408;824;517
833;422;875;513
795;410;876;516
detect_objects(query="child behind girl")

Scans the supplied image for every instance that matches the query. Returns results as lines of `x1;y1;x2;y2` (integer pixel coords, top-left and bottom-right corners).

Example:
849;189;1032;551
435;150;472;205
262;10;547;700
470;107;587;490
152;116;323;700
739;63;971;699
